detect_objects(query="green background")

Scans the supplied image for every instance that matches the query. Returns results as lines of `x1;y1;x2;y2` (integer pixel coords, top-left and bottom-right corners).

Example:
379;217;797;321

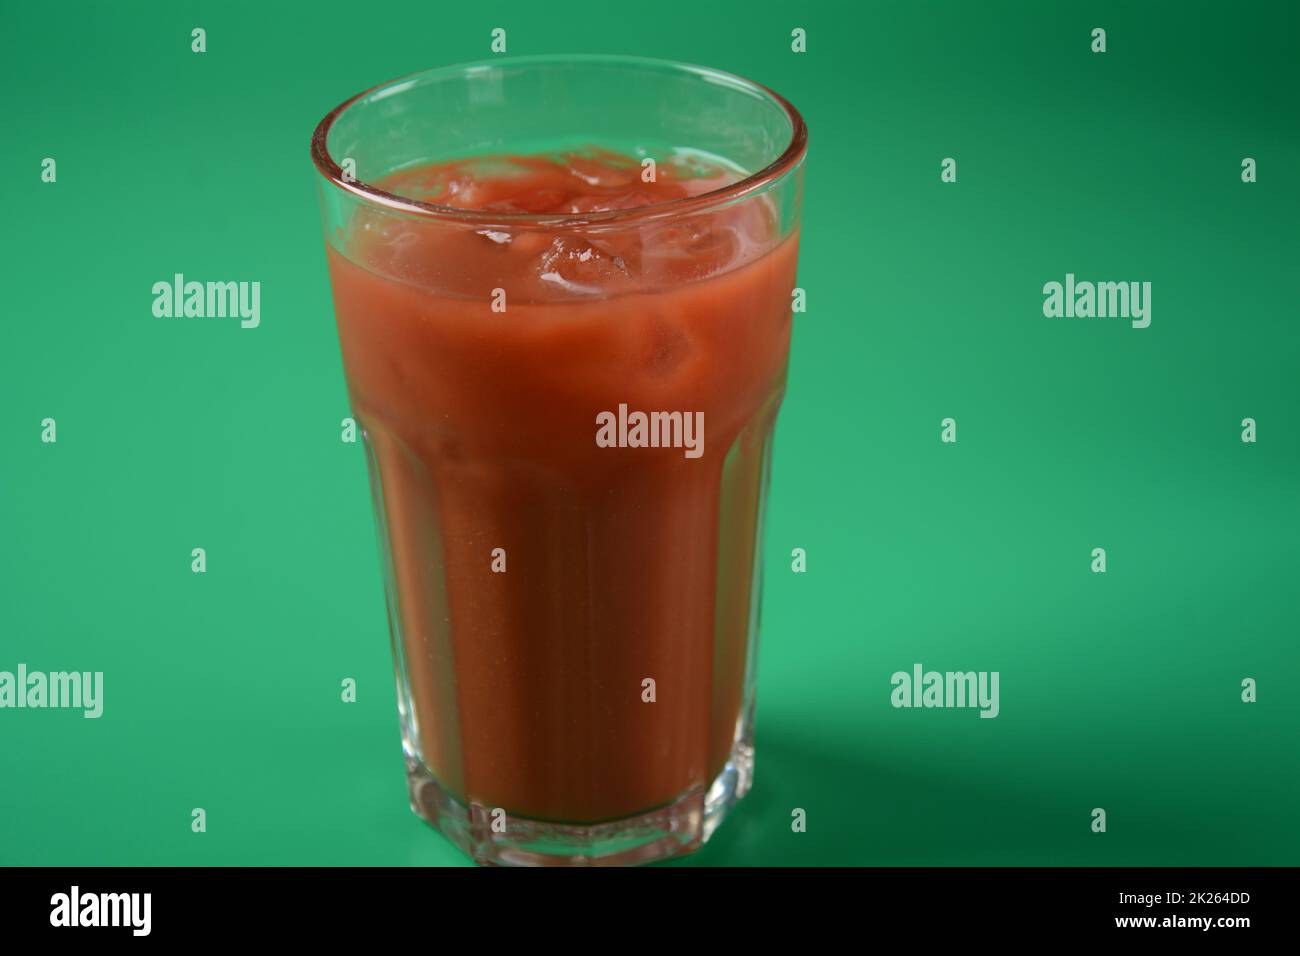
2;0;1297;866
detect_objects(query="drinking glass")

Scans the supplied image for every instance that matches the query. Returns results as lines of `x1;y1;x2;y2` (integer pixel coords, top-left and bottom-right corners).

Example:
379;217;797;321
311;54;806;865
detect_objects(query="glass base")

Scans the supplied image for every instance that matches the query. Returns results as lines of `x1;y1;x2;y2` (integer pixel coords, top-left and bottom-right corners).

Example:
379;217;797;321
406;740;754;867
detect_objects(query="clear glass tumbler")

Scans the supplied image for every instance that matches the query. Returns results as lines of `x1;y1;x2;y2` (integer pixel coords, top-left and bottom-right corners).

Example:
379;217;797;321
311;54;806;865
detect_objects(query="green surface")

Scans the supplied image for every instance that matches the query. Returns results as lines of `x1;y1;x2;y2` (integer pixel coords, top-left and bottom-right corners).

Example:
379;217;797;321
2;0;1297;866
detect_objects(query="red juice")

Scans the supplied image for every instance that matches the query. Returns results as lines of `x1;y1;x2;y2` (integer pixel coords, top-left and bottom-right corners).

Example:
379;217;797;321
326;148;798;823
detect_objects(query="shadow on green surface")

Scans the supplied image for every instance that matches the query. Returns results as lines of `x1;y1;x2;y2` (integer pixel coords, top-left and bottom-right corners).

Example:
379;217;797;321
669;726;1257;867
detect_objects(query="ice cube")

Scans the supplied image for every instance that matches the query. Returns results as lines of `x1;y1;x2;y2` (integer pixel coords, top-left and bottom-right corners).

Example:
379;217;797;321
565;190;662;214
535;235;636;296
640;317;693;380
640;219;741;281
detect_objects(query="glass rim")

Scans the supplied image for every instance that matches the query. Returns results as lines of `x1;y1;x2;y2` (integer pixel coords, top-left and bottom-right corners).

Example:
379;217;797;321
310;53;808;228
